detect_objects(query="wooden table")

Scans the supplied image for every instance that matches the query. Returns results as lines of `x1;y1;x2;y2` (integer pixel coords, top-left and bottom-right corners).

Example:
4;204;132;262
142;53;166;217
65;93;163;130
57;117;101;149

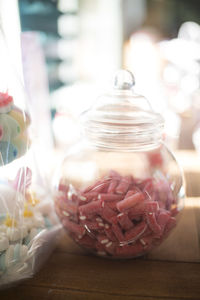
1;151;200;299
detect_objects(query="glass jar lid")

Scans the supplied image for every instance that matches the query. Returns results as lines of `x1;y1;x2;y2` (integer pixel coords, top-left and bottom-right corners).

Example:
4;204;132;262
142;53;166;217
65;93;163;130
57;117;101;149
81;70;164;151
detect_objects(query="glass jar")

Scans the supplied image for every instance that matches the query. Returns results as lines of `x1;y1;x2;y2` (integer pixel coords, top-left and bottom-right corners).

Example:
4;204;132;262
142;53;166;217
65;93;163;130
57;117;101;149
54;70;185;259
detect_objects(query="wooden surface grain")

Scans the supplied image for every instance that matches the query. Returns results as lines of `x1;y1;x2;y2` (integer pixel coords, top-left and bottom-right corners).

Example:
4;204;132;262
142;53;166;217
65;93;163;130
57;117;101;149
1;252;200;300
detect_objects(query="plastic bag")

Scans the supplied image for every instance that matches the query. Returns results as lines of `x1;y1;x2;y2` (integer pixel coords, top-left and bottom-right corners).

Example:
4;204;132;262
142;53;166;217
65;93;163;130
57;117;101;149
0;28;59;289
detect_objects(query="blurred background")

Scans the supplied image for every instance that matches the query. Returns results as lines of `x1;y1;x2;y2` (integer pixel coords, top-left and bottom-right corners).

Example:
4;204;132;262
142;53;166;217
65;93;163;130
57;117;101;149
0;0;200;153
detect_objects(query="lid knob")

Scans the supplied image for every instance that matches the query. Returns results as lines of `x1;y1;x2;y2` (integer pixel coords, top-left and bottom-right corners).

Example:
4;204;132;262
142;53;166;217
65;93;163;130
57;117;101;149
114;70;135;90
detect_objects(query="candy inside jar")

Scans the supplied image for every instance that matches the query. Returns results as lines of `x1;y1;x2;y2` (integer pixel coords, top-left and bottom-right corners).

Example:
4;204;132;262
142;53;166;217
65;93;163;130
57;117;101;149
54;70;185;259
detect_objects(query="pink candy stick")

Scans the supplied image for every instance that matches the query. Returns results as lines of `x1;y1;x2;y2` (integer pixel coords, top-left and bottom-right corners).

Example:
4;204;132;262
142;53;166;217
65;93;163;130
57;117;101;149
105;227;118;242
95;241;107;253
143;181;154;197
107;179;119;194
117;192;145;212
137;178;153;189
145;201;159;213
128;203;146;219
58;183;69;194
66;202;78;215
109;170;121;179
112;223;125;242
81;220;101;231
83;192;98;201
104;241;117;255
97;234;110;245
125;221;147;242
62;218;85;237
140;235;154;249
101;206;116;223
117;213;133;230
146;213;162;235
78;199;104;216
82;179;103;193
56;171;178;258
157;211;171;234
98;193;123;202
91;181;110;193
57;196;67;208
125;190;136;198
115;242;144;257
107;201;118;211
116;175;133;194
78;234;96;249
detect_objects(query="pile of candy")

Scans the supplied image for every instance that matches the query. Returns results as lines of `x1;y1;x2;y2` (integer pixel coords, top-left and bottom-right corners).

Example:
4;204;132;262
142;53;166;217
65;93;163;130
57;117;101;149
55;170;178;259
0;169;54;277
0;92;30;165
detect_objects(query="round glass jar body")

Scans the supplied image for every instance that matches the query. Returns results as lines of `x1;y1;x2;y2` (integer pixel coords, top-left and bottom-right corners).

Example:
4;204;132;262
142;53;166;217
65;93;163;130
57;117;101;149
54;71;185;259
54;142;184;259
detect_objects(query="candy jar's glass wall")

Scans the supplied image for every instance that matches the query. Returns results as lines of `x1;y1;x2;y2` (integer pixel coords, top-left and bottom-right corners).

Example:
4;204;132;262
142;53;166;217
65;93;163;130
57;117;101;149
54;70;185;259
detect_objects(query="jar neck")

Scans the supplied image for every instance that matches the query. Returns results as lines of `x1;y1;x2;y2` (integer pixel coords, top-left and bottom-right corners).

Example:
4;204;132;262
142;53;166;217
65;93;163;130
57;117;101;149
83;124;163;152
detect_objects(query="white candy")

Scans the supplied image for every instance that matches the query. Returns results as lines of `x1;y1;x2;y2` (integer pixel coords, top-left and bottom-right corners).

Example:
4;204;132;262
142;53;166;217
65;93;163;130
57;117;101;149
0;234;9;252
7;227;21;242
7;224;28;242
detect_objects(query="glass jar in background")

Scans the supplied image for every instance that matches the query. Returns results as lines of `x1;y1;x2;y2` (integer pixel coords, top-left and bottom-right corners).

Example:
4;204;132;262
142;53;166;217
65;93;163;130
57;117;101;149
54;70;185;259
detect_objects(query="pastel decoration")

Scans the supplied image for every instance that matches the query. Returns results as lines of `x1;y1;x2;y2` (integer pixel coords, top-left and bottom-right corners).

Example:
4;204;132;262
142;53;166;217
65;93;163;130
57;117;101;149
0;113;20;141
12;135;28;158
0;234;9;252
12;105;31;126
0;92;31;166
0;92;13;114
0;141;18;165
8;109;28;133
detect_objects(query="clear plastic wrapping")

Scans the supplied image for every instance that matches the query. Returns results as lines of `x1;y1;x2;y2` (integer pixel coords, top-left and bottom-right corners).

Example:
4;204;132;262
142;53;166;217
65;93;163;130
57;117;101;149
0;30;59;289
